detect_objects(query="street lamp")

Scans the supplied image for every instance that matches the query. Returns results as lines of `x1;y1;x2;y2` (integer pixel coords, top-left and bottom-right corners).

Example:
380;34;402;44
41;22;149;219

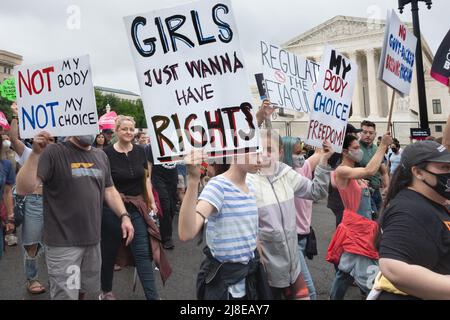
398;0;432;130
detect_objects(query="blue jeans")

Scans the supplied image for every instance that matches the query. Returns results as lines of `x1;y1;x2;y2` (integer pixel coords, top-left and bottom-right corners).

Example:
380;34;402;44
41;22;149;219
101;206;159;300
298;237;317;300
22;195;44;281
370;189;382;214
330;270;354;300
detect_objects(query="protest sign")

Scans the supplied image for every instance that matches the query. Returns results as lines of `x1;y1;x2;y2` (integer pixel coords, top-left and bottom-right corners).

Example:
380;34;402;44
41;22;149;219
255;73;267;100
431;29;450;87
0;78;16;102
305;45;358;153
260;41;319;113
0;112;10;131
410;128;431;141
99;111;118;130
14;55;98;139
378;10;417;96
124;0;259;164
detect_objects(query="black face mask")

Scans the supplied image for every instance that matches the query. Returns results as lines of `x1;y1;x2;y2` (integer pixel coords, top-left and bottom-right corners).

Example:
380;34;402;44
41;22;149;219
423;169;450;200
391;148;398;154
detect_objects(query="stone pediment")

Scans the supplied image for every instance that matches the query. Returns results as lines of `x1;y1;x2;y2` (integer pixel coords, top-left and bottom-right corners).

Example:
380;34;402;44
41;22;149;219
284;16;390;48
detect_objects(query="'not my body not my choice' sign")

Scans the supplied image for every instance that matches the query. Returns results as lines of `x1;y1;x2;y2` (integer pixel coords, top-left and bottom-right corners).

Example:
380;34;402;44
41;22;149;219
14;55;99;139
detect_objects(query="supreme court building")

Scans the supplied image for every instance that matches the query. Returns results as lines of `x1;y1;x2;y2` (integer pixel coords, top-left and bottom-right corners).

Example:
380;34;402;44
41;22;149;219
252;15;449;144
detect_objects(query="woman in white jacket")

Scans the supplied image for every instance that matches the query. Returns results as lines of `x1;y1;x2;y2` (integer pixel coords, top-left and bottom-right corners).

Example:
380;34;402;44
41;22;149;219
247;128;333;299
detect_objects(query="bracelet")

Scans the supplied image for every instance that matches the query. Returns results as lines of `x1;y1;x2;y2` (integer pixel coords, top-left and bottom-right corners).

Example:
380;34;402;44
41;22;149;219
196;211;206;221
12;116;18;120
120;212;131;220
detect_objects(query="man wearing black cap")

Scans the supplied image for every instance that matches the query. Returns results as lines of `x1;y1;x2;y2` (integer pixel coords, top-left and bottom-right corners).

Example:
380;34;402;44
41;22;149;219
375;140;450;300
346;124;363;137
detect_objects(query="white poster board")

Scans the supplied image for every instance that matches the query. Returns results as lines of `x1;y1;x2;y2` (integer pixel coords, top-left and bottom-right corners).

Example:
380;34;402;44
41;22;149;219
14;55;98;139
378;10;417;96
260;41;320;113
305;46;358;153
124;0;259;164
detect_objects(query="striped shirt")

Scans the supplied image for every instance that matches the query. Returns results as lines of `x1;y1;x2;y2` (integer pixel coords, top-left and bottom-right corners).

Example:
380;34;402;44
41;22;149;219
199;175;258;264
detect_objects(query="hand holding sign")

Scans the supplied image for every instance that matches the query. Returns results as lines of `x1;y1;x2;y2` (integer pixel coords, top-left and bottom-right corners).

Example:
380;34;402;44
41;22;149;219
380;132;393;148
319;140;334;166
184;149;208;180
31;131;54;155
256;99;276;127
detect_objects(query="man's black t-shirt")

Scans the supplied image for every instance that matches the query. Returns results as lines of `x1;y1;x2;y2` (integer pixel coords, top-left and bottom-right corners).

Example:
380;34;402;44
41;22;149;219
379;189;450;299
103;144;148;196
144;144;178;187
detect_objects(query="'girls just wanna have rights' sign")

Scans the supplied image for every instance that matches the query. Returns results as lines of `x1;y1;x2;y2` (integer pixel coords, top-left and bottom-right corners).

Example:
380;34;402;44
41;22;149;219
124;0;259;164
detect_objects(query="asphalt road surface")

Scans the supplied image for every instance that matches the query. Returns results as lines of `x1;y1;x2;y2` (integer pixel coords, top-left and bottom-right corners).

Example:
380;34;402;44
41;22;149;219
0;200;361;300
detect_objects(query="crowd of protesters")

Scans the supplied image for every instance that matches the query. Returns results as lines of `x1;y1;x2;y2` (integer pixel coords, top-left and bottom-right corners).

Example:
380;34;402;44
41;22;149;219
0;99;449;300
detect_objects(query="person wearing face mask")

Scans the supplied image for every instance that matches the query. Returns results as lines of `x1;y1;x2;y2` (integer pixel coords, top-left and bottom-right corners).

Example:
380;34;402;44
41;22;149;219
327;133;392;300
247;129;334;300
387;142;402;175
370;141;450;300
16;131;134;300
281;136;324;300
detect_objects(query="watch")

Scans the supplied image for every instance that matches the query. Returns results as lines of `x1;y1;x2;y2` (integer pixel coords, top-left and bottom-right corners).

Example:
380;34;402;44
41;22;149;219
120;212;131;220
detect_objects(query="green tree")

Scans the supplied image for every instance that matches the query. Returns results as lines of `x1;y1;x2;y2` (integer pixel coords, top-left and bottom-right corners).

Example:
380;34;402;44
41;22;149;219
95;90;147;128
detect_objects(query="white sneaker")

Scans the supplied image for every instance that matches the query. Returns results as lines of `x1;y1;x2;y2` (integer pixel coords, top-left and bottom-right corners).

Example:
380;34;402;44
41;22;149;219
99;292;117;300
5;234;18;246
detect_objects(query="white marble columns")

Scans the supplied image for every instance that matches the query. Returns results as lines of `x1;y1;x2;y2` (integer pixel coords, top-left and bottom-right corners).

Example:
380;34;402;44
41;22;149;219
366;48;382;118
347;51;363;118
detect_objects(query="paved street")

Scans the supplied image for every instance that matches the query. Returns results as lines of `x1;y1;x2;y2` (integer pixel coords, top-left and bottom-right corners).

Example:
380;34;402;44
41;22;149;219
0;200;361;300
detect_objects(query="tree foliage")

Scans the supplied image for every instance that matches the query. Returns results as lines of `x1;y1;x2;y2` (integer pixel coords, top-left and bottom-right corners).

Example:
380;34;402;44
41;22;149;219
95;90;147;128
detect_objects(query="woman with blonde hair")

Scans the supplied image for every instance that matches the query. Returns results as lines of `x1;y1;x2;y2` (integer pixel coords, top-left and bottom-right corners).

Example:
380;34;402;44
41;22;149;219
99;115;171;300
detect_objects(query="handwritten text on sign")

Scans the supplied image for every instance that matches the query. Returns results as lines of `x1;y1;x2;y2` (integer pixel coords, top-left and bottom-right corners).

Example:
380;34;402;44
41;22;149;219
305;46;357;153
124;0;258;164
378;10;417;96
14;55;98;139
261;41;320;113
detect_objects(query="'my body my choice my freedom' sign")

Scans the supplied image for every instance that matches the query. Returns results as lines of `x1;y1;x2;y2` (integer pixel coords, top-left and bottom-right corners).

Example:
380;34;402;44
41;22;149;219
14;55;99;139
305;46;357;153
124;0;259;164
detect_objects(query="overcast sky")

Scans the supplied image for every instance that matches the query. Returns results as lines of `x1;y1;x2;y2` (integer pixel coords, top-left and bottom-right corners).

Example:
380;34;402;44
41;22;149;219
1;0;448;95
